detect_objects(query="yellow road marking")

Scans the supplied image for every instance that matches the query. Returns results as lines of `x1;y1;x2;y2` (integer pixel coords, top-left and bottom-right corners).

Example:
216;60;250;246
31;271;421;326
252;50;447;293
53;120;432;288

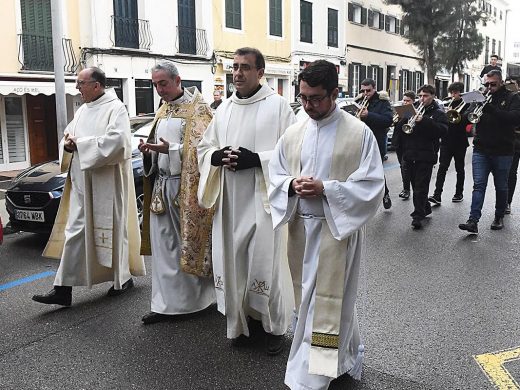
474;347;520;389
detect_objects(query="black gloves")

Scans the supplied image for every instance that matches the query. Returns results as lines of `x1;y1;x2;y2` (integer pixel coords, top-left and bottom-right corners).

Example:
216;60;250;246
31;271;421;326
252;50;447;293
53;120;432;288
211;146;231;166
234;147;261;171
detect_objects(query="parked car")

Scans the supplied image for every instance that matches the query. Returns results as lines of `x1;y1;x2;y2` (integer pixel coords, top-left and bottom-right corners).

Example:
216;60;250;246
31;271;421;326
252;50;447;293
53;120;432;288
5;116;154;235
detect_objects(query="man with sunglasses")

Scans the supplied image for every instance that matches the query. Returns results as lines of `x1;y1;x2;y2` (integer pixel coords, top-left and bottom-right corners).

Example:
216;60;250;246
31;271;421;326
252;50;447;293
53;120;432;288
459;70;520;234
269;60;384;388
33;67;145;306
357;78;394;209
198;47;295;355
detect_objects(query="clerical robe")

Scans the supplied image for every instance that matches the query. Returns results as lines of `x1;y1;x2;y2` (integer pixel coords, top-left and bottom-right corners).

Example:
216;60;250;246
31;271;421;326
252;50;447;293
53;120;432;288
197;84;295;338
44;89;145;288
268;106;384;389
141;87;215;314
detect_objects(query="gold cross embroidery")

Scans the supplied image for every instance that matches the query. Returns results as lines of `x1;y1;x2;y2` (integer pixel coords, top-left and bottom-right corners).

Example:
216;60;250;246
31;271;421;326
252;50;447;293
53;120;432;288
100;232;108;244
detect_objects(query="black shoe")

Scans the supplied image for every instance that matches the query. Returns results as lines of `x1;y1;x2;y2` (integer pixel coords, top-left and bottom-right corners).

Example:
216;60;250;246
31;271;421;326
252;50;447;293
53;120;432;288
452;194;463;202
142;312;171;325
505;204;511;214
247;317;265;339
265;333;284;355
107;278;134;297
459;219;478;234
399;190;410;200
491;217;504;230
411;218;423;230
428;194;441;205
383;193;392;209
32;286;72;306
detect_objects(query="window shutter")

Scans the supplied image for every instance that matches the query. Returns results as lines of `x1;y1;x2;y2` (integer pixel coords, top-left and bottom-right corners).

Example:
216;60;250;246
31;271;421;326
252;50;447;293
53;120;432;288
385;15;390;31
361;7;367;25
348;63;354;97
379;12;384;29
395;18;400;34
400;20;405;35
360;65;367;87
399;70;403;100
378;67;384;92
348;3;353;22
368;9;373;27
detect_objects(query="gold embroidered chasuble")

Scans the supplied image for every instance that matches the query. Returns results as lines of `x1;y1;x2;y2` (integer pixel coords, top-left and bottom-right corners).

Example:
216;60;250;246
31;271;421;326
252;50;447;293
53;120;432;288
140;87;214;277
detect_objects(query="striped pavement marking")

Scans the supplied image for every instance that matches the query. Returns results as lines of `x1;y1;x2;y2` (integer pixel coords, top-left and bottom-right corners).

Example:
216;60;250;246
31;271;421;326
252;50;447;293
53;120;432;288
0;271;56;292
474;347;520;389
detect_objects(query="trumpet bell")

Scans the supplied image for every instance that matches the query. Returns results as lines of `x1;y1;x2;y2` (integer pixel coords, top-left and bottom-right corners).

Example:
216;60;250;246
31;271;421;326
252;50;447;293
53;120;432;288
447;110;461;124
468;112;480;124
402;123;413;134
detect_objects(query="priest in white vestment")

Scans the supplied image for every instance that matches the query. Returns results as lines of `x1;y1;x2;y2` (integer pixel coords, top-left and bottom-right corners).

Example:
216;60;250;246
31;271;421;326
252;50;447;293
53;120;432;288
34;67;145;307
268;60;385;389
139;60;215;325
197;47;295;355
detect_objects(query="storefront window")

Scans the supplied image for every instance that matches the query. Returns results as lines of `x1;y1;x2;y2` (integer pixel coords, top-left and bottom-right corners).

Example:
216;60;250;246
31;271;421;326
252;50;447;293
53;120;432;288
5;97;26;163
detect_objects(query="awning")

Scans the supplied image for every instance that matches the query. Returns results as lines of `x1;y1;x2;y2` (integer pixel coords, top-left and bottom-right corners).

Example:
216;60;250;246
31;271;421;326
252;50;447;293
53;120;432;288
0;80;80;96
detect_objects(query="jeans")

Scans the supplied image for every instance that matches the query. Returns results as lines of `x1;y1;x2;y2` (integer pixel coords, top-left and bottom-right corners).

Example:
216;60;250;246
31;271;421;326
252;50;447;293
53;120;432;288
469;151;513;221
507;151;520;204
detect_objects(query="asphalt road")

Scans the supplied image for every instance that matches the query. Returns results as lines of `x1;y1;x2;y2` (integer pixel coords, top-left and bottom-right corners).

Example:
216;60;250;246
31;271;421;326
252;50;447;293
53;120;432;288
1;147;519;390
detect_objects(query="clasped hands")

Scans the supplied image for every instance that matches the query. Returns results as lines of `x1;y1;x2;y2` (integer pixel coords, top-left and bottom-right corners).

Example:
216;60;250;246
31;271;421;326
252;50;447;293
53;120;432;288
139;138;170;155
291;176;324;198
211;146;260;171
64;133;77;153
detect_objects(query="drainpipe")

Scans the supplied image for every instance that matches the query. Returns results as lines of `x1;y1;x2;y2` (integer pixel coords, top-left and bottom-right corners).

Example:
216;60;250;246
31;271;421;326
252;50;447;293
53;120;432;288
51;0;67;141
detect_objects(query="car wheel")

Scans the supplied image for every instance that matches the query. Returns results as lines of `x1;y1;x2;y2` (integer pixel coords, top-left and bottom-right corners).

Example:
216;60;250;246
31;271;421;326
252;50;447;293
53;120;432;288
136;193;144;232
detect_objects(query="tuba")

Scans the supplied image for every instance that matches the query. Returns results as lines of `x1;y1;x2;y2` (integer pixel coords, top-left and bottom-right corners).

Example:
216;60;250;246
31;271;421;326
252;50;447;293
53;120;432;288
355;95;369;118
402;102;425;134
468;91;492;124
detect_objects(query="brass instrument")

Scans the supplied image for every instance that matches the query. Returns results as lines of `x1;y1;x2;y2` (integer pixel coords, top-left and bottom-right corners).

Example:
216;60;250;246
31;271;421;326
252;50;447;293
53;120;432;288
402;102;425;134
392;112;400;125
355;96;369;118
446;99;467;124
468;91;492;124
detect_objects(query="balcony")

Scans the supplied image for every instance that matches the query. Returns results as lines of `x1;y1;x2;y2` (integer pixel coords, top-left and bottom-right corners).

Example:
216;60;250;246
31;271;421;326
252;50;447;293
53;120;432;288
17;34;78;74
110;16;152;50
176;26;208;56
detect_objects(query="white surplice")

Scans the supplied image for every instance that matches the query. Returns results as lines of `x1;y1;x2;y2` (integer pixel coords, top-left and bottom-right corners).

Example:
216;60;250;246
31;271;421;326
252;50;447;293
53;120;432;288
143;89;215;314
197;84;296;338
268;106;384;389
44;89;145;288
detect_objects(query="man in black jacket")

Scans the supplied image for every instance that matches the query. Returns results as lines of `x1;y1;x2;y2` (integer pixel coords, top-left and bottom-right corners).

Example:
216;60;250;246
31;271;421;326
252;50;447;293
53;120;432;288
397;84;448;229
428;82;470;204
480;54;501;79
357;78;394;209
459;70;520;233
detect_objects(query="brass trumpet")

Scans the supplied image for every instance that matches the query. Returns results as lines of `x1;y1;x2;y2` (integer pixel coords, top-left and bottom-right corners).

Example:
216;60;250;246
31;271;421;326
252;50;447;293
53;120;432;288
356;96;369;118
392;112;400;125
446;99;467;124
402;102;425;134
468;91;492;124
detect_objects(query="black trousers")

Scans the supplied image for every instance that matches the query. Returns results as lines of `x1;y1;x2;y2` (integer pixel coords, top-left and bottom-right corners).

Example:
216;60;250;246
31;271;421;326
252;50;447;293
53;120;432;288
396;148;411;192
408;160;434;219
507;151;520;204
433;145;467;197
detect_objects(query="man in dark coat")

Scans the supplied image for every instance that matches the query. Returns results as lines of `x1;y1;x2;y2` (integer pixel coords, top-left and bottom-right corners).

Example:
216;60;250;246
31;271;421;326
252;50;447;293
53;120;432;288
357;78;394;209
459;70;520;233
396;84;448;229
480;54;501;79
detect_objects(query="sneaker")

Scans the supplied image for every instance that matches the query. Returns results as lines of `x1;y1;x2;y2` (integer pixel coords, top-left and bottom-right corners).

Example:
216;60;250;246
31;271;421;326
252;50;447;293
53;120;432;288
428;194;441;205
458;219;478;234
399;189;410;200
490;217;504;230
452;194;463;202
411;218;422;230
383;193;392;209
505;204;511;214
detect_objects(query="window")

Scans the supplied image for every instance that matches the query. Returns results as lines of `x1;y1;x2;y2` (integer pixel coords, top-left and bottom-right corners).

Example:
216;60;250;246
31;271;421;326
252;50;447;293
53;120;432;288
327;8;338;47
402;70;408;96
500;10;503;20
348;3;367;25
113;0;139;49
385;15;398;34
135;79;154;115
269;0;282;37
106;78;123;102
402;23;410;37
300;1;312;43
368;10;383;29
225;0;241;30
352;65;360;97
5;97;27;164
515;42;520;49
20;0;54;71
485;36;489;65
492;39;496;56
514;53;520;59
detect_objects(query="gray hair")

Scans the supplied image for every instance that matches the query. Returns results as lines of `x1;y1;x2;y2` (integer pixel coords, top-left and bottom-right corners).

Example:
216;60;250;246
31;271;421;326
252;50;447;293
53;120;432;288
151;60;179;80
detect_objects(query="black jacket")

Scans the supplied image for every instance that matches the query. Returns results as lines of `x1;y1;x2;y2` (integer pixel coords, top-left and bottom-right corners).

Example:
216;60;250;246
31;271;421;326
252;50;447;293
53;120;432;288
442;98;470;149
480;65;501;78
473;86;520;156
398;101;448;163
357;93;393;137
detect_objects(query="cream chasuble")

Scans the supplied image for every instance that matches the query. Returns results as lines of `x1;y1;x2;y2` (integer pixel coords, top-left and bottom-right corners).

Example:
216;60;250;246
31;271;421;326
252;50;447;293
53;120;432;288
140;87;215;314
197;84;296;338
268;106;384;389
43;89;145;288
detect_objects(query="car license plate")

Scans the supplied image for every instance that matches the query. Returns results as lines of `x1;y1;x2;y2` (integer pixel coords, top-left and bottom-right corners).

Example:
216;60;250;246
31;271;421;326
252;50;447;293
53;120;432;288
15;209;45;222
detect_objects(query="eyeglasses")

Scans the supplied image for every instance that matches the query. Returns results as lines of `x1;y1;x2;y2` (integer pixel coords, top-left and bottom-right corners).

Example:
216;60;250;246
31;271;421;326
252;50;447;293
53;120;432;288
360;88;373;93
232;64;257;72
76;80;97;87
296;93;329;107
483;82;498;87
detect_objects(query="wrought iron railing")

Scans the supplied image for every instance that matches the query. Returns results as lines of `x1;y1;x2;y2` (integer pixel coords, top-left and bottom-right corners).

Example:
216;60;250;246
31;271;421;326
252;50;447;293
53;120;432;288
110;16;152;50
176;26;208;56
17;34;78;73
